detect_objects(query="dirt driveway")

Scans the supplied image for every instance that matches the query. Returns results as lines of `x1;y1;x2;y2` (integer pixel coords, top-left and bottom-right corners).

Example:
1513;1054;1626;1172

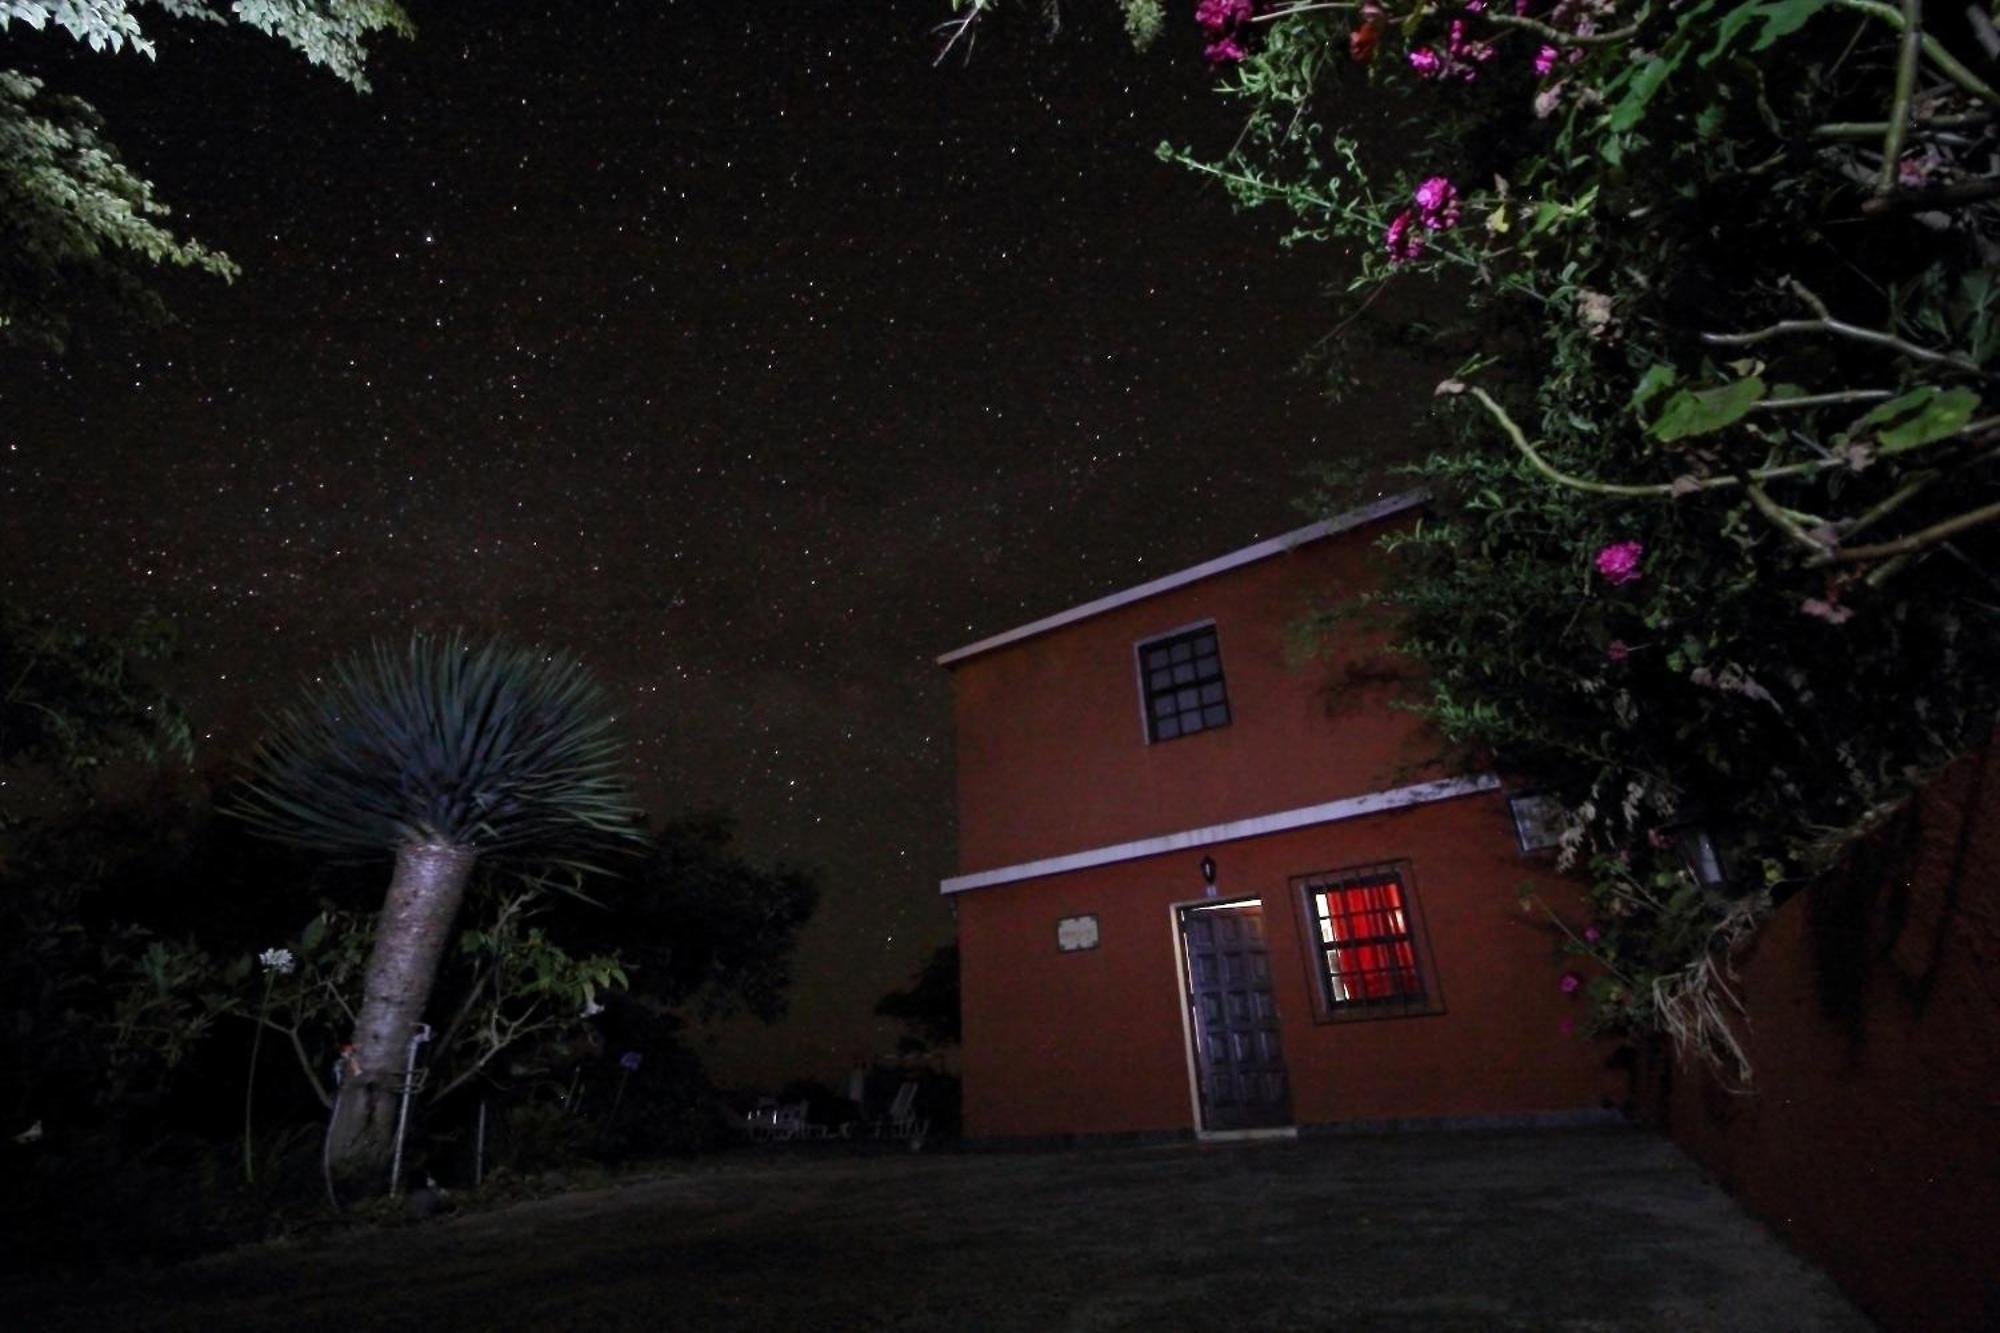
13;1124;1872;1332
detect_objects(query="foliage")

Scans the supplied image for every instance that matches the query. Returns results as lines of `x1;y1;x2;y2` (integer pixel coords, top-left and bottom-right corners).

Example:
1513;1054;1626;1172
220;870;630;1114
0;0;411;349
0;616;804;1251
947;0;2000;1076
0;599;188;788
3;770;815;1263
582;812;821;1025
229;631;642;1192
231;632;644;863
875;942;961;1053
0;605;195;1134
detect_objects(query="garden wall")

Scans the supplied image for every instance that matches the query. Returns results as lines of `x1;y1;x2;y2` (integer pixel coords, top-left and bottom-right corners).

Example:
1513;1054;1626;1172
1641;735;1998;1333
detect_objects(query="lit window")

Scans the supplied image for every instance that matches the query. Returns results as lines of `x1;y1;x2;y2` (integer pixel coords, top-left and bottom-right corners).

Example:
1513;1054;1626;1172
1138;624;1230;743
1296;863;1442;1021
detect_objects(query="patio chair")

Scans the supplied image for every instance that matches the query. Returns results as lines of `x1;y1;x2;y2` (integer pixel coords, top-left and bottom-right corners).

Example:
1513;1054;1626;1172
871;1081;929;1146
773;1101;835;1142
742;1100;784;1141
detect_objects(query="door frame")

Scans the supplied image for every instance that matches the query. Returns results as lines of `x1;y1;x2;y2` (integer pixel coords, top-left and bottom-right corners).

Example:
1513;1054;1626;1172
1169;893;1299;1141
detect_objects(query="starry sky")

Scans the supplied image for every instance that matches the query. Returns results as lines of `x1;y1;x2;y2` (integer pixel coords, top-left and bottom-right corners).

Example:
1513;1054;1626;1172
0;0;1429;1086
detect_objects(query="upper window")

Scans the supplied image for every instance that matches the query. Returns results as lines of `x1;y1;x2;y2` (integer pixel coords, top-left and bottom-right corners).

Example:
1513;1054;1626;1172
1296;862;1442;1022
1138;624;1231;742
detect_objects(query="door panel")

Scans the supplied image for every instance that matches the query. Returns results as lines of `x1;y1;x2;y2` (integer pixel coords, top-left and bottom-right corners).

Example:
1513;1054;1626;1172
1179;900;1292;1131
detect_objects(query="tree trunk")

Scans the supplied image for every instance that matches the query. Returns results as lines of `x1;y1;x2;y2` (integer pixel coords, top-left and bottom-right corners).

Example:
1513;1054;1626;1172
326;841;478;1198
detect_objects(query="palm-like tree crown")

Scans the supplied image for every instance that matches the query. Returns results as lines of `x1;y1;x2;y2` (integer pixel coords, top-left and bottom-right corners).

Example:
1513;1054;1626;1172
233;633;641;857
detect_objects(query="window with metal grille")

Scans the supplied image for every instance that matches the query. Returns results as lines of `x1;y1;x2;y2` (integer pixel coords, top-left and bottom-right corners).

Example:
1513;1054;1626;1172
1137;624;1230;743
1297;863;1441;1020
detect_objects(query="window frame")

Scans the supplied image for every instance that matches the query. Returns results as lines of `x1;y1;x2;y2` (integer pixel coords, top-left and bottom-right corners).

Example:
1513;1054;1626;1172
1134;620;1232;745
1292;860;1446;1024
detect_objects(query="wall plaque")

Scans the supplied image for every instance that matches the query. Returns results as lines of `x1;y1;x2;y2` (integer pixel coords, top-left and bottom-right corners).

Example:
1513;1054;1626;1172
1056;914;1100;952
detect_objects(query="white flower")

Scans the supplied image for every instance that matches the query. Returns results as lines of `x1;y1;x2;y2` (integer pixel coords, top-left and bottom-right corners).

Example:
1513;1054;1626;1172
258;947;297;976
579;996;605;1018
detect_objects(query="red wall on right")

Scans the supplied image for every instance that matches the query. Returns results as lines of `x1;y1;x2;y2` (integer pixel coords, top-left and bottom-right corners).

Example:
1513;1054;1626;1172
1642;736;1999;1333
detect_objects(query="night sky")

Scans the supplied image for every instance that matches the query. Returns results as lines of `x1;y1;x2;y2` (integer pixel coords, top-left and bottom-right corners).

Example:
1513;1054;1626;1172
0;1;1426;1085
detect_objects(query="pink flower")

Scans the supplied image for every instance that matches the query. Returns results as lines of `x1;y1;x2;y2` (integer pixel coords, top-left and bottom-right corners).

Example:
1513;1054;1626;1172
1412;176;1460;230
1464;0;1487;10
1534;43;1560;75
1559;971;1582;994
1384;209;1428;264
1446;19;1494;66
1605;639;1629;663
1896;152;1939;189
1195;0;1252;33
1196;0;1253;62
1410;24;1492;81
1583;925;1602;943
1594;540;1644;586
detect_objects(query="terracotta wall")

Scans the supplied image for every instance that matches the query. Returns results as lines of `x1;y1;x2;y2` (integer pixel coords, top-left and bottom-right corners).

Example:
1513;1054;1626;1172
1643;738;1999;1333
958;790;1613;1138
949;523;1434;876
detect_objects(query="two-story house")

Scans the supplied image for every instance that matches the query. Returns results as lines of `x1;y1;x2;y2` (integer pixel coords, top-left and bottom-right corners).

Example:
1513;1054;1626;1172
938;492;1608;1140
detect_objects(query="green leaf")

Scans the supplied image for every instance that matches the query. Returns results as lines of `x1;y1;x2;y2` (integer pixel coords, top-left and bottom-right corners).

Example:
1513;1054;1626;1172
1608;52;1684;133
1701;0;1828;64
1629;363;1681;417
1863;387;1981;451
1650;376;1767;441
300;914;326;953
1745;0;1829;49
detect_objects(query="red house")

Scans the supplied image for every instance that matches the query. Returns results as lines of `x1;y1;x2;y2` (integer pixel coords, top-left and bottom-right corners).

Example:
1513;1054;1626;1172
939;492;1609;1141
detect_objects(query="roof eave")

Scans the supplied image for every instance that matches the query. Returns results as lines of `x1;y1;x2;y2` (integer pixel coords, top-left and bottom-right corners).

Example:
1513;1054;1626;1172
935;488;1429;669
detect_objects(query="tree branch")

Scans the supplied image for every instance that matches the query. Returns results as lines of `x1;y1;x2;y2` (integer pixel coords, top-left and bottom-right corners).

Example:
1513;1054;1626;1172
1748;482;1837;554
1876;0;1927;194
1452;384;1912;498
1826;0;2000;101
1251;2;1361;20
1701;287;1983;374
1839;469;1942;541
1811;110;1993;137
280;1021;332;1109
1861;174;2000;214
1815;497;2000;563
1482;13;1641;45
1746;389;1896;410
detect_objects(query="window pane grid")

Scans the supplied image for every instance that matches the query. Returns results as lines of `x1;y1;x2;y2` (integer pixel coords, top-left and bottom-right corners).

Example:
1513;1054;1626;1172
1307;869;1424;1008
1139;626;1230;743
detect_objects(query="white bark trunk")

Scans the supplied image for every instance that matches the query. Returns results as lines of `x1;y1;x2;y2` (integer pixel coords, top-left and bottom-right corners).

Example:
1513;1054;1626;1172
326;841;477;1197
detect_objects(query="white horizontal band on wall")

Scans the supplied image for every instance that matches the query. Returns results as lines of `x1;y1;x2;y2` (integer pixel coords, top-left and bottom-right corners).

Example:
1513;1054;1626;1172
939;773;1502;895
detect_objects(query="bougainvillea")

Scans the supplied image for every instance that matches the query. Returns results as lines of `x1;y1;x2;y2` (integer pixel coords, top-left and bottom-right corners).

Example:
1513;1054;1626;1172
1593;542;1643;587
945;0;1999;1080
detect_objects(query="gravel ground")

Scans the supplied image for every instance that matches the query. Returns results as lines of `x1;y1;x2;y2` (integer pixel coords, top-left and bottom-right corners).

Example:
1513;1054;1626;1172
10;1124;1875;1332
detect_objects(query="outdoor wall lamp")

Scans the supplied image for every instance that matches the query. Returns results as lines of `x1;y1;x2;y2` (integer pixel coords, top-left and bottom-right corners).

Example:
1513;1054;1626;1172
1199;855;1218;898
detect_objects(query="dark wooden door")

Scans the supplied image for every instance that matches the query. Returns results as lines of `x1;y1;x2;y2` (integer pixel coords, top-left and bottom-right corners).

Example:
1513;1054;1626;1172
1179;899;1292;1131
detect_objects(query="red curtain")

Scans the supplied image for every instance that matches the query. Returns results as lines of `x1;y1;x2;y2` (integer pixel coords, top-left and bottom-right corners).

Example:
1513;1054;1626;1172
1321;878;1418;1001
